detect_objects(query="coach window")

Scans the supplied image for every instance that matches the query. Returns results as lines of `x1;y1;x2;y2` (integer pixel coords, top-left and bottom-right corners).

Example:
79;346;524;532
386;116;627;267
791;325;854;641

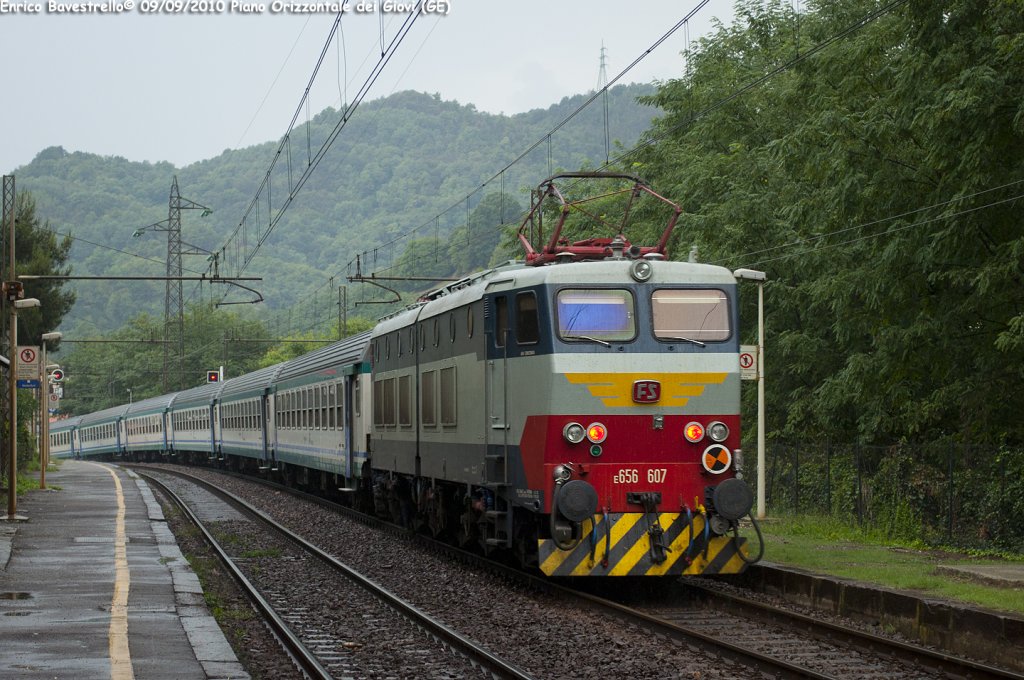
354;380;361;418
433;318;440;347
652;289;730;342
419;322;426;351
313;387;322;429
397;332;403;357
321;385;329;429
466;307;474;338
449;312;456;343
328;384;337;429
515;292;539;344
409;327;416;354
385;336;391;360
495;296;508;347
335;383;345;429
556;289;636;343
311;388;319;429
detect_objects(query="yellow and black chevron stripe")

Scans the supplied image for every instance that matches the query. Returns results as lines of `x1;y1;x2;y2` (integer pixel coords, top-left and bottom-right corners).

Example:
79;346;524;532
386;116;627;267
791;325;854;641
538;512;749;576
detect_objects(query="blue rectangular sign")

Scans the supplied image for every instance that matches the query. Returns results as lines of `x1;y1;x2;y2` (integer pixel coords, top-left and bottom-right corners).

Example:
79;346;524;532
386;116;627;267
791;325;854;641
17;379;40;389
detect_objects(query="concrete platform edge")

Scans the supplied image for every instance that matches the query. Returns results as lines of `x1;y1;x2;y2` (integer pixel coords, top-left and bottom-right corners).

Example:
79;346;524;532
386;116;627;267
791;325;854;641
731;562;1024;673
130;471;251;680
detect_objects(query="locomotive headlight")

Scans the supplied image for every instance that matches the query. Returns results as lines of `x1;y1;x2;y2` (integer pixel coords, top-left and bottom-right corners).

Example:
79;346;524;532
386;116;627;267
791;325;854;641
684;421;705;443
707;421;730;442
629;259;653;282
563;422;585;444
586;422;607;444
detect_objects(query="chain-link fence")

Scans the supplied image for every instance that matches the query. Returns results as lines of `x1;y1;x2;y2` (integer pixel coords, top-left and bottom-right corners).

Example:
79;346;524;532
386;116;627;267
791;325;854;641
748;441;1024;552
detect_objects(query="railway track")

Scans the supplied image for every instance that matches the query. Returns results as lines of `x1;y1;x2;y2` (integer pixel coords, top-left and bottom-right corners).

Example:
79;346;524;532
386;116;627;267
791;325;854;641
676;581;1024;680
139;468;531;680
571;581;1024;680
136;463;1024;679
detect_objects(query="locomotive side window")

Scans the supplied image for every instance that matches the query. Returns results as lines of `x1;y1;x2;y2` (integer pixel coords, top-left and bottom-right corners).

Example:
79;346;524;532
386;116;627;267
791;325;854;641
399;374;412;427
556;289;636;342
383;378;396;427
373;380;384;426
652;289;731;342
515;292;539;345
495;296;508;347
440;366;457;426
421;370;436;427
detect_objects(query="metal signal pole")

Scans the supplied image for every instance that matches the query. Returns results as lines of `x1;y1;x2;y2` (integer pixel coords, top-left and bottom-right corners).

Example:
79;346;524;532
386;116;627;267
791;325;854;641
2;175;13;508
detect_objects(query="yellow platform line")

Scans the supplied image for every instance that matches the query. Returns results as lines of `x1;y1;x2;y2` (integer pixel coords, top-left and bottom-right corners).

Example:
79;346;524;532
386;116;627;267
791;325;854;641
91;463;135;680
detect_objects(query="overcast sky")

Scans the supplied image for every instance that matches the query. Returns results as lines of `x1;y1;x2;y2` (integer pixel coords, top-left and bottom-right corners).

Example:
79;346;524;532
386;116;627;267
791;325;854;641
1;1;736;174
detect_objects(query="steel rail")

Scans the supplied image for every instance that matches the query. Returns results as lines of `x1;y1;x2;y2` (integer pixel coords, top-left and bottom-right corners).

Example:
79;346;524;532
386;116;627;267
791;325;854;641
138;471;332;680
685;581;1024;680
148;465;828;679
141;466;534;680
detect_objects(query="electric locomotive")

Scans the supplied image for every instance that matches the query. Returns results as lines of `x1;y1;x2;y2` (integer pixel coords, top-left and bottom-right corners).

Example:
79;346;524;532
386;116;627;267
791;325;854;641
369;173;760;576
52;173;761;578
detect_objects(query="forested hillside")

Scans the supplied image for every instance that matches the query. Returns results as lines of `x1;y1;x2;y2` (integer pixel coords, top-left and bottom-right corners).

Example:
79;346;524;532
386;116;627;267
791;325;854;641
15;84;655;334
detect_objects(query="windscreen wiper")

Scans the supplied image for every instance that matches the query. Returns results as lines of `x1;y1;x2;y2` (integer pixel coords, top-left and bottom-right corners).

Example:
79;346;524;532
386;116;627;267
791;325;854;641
664;336;706;347
563;335;612;347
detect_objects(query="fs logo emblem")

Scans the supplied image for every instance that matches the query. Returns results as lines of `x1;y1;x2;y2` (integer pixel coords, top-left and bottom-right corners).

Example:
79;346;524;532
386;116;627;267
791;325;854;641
632;380;661;403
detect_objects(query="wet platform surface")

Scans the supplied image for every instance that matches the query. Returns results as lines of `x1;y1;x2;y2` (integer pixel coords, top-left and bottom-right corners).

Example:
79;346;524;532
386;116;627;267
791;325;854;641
0;460;248;680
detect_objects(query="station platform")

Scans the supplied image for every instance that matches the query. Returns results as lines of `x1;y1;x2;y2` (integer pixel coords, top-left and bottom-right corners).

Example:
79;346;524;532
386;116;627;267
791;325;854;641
0;460;249;680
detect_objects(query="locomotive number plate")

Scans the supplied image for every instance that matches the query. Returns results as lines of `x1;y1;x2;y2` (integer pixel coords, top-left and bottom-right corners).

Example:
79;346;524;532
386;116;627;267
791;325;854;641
612;468;668;484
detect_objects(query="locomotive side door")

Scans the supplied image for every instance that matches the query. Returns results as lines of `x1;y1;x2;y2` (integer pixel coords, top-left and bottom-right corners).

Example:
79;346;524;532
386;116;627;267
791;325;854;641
487;294;509;433
485;293;511;487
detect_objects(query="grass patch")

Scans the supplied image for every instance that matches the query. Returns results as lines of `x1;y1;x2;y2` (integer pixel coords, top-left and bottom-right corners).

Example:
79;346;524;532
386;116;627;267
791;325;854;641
759;514;1024;616
0;461;64;506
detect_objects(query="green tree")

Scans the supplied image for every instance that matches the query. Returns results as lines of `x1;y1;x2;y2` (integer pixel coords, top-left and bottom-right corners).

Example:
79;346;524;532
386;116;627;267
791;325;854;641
632;0;1024;446
448;192;524;274
10;191;76;349
58;303;272;414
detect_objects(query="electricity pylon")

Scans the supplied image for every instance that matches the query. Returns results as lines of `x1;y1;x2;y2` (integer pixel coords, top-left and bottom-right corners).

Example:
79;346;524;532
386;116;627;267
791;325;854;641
133;176;212;392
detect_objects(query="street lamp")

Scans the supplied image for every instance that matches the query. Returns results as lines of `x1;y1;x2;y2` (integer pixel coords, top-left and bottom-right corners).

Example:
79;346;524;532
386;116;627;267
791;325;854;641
6;297;41;520
733;268;767;520
39;331;61;490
